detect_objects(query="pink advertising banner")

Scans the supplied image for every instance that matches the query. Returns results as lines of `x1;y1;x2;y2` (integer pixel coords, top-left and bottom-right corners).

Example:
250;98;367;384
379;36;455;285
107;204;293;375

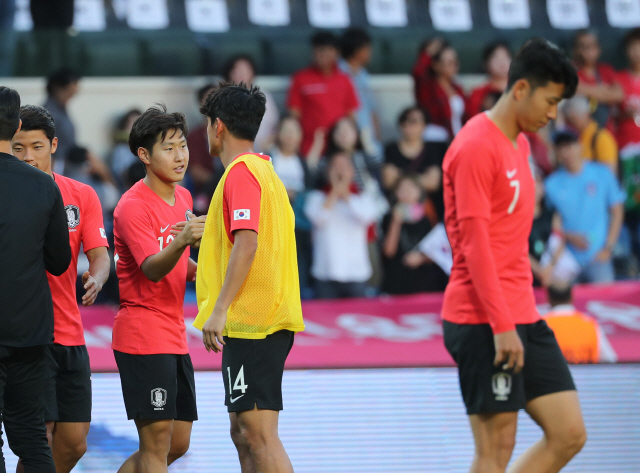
82;282;640;372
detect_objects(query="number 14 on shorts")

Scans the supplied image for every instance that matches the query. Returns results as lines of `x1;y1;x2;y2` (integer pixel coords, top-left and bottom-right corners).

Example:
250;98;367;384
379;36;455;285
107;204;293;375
227;365;248;403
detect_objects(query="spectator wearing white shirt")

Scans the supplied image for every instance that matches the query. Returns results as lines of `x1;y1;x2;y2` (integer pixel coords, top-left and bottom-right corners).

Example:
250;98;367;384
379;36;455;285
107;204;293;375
305;152;379;299
270;116;308;202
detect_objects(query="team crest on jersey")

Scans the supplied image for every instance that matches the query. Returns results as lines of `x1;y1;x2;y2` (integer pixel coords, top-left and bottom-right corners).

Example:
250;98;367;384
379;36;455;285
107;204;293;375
64;205;80;229
492;373;512;401
150;388;167;409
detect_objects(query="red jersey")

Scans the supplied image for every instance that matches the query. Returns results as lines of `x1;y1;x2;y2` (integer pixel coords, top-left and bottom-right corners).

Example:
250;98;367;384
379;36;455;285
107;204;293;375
48;174;108;346
615;70;640;149
113;181;193;355
467;83;502;118
577;63;617;86
442;113;539;333
287;65;359;156
222;154;268;242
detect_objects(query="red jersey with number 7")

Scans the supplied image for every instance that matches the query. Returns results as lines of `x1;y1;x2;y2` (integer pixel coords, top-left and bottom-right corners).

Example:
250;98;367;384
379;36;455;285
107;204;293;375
112;180;193;355
441;113;540;330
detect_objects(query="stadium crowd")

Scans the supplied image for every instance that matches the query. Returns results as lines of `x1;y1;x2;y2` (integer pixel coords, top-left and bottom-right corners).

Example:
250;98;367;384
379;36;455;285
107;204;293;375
38;28;640;302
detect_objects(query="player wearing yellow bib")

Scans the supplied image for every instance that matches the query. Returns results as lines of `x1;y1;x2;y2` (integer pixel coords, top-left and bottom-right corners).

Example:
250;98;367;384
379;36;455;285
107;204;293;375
193;83;304;473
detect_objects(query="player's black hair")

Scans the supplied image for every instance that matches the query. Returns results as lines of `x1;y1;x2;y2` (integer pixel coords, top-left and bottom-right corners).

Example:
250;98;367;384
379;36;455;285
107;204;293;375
548;283;573;306
311;31;339;49
196;83;216;105
19;105;56;142
624;27;640;50
341;28;371;60
397;106;428;126
482;40;511;67
506;38;578;99
222;55;256;83
199;82;266;142
46;68;80;96
129;103;189;156
0;86;21;142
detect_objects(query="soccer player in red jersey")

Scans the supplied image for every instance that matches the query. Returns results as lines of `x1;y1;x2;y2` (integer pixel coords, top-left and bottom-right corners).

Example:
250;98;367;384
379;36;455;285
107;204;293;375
112;105;206;473
11;105;110;473
442;39;585;473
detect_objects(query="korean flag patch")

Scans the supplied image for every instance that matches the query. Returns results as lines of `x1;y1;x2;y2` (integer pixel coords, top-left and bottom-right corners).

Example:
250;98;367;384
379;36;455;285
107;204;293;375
234;209;250;221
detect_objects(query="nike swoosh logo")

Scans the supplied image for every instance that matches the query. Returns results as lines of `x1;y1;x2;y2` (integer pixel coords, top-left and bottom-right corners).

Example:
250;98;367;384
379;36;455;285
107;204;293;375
230;394;245;403
506;169;517;179
160;225;170;233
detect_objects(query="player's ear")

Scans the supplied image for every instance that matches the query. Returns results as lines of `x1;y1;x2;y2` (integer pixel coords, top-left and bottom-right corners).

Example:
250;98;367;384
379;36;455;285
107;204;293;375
50;137;58;155
216;117;225;137
138;147;151;165
512;79;530;101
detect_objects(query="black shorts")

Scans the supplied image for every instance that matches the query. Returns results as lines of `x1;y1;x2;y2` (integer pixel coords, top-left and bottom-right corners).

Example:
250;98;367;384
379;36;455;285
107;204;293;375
113;351;198;421
43;344;92;423
443;320;576;415
222;330;294;413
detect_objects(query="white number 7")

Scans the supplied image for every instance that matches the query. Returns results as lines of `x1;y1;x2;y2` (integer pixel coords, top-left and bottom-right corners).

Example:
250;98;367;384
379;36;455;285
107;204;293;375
508;179;520;214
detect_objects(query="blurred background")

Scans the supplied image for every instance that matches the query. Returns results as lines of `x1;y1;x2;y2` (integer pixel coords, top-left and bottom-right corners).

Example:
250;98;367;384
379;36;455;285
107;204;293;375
2;0;640;471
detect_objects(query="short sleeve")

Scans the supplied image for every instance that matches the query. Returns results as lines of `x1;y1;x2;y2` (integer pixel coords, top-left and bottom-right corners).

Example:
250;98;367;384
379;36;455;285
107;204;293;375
224;163;261;235
287;73;303;111
81;186;109;252
450;141;496;220
116;200;160;267
605;168;626;207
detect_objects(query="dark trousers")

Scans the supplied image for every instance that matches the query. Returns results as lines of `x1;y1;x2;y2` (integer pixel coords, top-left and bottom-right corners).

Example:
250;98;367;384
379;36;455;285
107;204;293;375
315;280;368;299
0;345;55;473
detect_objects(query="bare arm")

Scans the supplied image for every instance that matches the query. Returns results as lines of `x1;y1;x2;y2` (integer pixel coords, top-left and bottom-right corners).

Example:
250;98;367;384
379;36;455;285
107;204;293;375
577;82;625;105
202;230;258;352
142;215;205;283
596;203;624;262
81;246;110;306
382;211;403;258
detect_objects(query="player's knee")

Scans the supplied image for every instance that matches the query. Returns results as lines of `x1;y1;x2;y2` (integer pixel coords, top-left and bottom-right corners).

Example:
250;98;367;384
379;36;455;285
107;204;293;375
239;423;272;451
66;439;88;463
230;421;246;448
140;424;173;457
168;435;190;463
550;421;587;459
477;433;516;467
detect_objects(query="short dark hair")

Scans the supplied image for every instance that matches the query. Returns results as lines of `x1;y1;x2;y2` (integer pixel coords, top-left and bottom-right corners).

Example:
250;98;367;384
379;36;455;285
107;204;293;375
341;28;371;60
199;82;266;142
222;55;256;82
311;31;339;49
46;68;80;96
0;86;20;142
548;283;573;306
553;129;579;147
624;27;640;50
482;40;511;66
19;105;56;142
129;103;189;156
196;83;216;105
507;38;578;99
326;116;363;155
398;106;428;126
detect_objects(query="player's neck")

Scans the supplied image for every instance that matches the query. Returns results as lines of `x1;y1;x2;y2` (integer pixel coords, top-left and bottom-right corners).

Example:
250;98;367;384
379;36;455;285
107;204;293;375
220;140;256;168
143;173;176;205
487;97;521;144
0;141;11;155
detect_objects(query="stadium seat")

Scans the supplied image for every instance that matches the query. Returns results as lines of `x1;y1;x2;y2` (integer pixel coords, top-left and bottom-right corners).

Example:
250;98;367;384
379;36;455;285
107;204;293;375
198;32;266;76
142;32;202;76
80;34;145;77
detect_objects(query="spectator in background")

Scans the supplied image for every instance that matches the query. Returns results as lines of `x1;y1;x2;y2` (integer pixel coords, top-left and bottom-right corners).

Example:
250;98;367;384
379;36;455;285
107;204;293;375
545;131;625;283
543;283;617;363
339;28;382;159
412;40;467;140
288;31;359;157
382;106;447;218
467;41;511;118
305;153;379;299
562;95;619;175
109;108;141;191
44;68;80;173
381;175;446;294
186;83;225;215
223;55;279;152
270;116;308;203
573;30;623;127
615;28;640;152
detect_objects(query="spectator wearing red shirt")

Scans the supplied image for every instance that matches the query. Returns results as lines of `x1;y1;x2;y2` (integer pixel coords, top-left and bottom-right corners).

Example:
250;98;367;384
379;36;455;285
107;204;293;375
467;41;512;118
412;41;468;139
573;30;624;127
113;105;206;473
616;28;640;151
287;31;359;157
